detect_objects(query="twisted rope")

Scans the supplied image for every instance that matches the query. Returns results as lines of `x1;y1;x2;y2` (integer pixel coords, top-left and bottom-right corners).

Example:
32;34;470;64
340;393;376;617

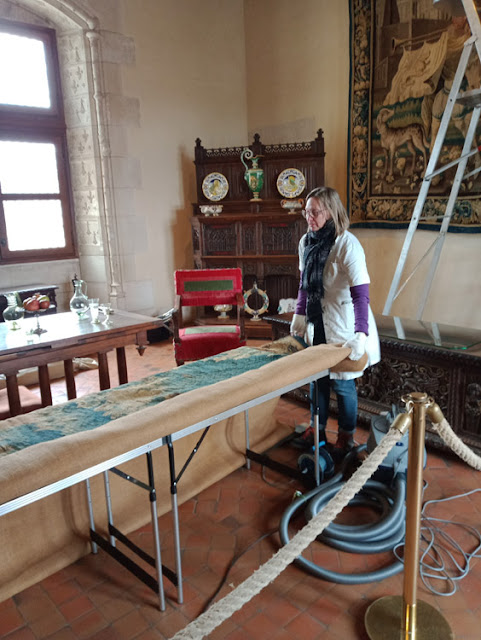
170;426;403;639
432;417;481;471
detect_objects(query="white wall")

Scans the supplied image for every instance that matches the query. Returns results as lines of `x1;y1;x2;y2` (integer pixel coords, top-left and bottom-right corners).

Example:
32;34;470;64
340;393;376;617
244;0;350;202
118;0;248;315
358;228;481;328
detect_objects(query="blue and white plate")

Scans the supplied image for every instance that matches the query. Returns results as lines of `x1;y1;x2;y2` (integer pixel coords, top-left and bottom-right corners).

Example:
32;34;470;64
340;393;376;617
202;172;229;201
276;168;306;199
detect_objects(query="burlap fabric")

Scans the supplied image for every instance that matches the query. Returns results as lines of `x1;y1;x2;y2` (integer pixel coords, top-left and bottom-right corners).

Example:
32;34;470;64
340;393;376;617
0;343;349;602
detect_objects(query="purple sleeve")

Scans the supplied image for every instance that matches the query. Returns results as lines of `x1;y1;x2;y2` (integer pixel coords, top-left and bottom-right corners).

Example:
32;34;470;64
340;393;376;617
295;272;307;315
350;283;369;335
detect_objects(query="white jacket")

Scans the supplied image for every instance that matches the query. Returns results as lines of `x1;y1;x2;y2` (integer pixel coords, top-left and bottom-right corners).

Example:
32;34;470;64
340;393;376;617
299;230;380;380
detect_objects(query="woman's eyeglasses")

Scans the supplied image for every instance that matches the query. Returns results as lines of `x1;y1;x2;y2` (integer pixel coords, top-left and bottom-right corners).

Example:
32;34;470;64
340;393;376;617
302;209;327;219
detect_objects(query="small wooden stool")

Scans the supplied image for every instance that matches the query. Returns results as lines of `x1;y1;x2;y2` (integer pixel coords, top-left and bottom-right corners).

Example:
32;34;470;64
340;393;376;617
0;386;43;420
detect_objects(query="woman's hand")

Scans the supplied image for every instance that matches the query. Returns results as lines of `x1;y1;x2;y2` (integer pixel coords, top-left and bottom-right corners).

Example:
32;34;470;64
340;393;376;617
342;332;367;360
290;314;306;337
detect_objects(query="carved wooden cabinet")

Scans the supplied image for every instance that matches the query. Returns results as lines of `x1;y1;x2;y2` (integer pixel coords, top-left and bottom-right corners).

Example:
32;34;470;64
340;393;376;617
191;132;325;335
191;213;304;310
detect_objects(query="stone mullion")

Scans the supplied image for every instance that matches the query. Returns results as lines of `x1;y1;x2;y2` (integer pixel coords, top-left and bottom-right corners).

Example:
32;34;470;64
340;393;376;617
85;26;125;308
58;29;105;270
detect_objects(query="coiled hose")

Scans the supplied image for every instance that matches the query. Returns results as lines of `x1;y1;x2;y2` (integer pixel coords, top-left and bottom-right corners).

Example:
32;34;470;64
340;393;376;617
279;448;406;584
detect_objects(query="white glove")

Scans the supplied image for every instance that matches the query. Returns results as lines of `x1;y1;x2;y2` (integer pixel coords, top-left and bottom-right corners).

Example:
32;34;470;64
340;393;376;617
290;313;306;337
342;332;367;361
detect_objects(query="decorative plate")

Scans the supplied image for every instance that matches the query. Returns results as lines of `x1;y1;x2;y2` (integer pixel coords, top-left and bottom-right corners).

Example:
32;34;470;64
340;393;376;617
202;172;229;201
276;168;306;199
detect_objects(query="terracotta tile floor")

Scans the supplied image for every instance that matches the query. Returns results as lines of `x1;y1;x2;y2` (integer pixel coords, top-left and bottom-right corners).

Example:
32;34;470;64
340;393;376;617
2;339;481;639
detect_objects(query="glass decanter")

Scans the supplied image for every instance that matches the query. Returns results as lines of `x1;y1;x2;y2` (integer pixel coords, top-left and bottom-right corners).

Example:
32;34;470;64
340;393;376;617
70;276;89;318
2;292;25;331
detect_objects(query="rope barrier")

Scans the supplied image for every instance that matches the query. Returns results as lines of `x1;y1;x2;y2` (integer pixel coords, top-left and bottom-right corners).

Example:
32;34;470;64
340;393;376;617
170;411;481;639
432;417;481;471
170;426;403;639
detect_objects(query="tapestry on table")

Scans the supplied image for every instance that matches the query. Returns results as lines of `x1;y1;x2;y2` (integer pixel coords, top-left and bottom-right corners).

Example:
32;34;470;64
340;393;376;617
348;0;481;231
0;346;284;457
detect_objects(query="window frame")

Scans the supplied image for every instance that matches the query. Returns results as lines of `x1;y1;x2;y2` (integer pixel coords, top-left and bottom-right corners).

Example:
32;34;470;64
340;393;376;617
0;18;77;265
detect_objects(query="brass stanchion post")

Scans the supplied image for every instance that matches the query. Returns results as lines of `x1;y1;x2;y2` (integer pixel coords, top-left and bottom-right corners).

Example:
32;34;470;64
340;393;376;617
402;391;426;636
364;392;453;640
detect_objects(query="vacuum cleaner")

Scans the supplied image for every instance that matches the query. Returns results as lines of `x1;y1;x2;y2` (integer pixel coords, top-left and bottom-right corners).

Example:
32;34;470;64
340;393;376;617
279;406;425;584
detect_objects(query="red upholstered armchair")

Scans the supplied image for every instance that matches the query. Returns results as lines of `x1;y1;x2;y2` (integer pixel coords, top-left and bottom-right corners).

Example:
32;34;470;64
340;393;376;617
172;268;246;365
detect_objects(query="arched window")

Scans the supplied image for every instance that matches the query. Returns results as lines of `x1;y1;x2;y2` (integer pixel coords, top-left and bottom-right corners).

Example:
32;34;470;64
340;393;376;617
0;18;76;264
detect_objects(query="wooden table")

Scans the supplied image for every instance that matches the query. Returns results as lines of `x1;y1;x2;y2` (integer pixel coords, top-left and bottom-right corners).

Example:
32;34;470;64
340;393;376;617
0;310;165;416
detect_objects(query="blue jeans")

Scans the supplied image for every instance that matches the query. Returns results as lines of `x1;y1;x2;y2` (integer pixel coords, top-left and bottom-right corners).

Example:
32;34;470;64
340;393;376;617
310;376;358;434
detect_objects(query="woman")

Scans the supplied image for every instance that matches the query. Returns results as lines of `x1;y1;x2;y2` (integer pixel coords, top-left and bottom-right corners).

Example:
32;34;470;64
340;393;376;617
290;186;380;451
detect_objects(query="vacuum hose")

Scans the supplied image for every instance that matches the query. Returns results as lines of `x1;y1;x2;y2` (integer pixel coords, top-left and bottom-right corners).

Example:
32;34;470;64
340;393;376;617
279;449;406;584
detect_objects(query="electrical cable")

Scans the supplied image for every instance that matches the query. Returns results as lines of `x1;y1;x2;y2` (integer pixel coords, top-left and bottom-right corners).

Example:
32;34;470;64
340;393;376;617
393;486;481;596
199;527;278;614
261;464;295;489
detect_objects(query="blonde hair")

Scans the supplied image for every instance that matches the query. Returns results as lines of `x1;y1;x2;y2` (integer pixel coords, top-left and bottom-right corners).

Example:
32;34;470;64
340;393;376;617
304;186;350;236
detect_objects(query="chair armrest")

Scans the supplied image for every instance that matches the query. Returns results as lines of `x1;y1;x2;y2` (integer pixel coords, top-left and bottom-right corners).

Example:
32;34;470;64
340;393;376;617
235;292;245;311
235;292;246;341
172;295;183;341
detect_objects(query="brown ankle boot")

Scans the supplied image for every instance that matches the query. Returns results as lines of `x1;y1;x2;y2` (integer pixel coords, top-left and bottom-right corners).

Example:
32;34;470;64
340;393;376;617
335;431;355;452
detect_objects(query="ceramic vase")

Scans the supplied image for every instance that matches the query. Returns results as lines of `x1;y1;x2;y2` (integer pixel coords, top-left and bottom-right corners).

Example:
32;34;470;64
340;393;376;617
240;149;264;201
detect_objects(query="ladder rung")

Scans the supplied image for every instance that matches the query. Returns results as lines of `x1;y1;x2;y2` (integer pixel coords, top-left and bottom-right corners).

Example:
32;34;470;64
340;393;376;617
418;216;444;222
456;88;481;108
424;144;481;180
463;164;481;180
419;215;451;224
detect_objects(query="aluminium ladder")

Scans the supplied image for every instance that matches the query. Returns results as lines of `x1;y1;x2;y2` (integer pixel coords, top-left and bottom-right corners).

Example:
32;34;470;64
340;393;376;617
383;0;481;320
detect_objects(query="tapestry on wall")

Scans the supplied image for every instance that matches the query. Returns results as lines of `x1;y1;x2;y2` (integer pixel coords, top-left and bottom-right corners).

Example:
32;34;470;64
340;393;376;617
348;0;481;232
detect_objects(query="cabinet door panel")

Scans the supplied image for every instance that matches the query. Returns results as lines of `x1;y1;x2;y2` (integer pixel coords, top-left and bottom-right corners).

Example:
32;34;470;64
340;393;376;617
241;223;257;255
262;219;301;255
203;222;237;256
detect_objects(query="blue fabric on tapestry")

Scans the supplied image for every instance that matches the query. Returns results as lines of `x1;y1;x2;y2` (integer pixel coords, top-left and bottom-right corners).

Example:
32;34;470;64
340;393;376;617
0;347;285;457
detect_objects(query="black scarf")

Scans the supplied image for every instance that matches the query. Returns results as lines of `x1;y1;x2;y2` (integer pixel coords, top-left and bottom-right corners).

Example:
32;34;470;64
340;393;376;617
301;219;336;330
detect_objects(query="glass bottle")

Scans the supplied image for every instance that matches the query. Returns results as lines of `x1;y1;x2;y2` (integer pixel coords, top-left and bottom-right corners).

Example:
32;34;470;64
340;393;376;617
69;277;89;318
2;292;25;330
